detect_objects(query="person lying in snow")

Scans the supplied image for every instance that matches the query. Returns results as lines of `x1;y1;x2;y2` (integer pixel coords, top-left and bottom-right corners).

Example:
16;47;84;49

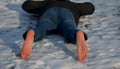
21;0;95;62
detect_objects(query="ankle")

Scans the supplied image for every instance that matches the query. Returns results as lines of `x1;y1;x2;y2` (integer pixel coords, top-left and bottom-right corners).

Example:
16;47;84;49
77;31;84;35
25;29;35;41
76;31;85;39
27;29;35;36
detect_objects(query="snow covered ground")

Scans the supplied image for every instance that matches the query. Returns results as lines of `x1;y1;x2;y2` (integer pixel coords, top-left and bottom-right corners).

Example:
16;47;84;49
0;0;120;69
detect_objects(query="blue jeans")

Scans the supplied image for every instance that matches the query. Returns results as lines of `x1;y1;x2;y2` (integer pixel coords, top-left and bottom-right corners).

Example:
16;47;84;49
23;7;87;44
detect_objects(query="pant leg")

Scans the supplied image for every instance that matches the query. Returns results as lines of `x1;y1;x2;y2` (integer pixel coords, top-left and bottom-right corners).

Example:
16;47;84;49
34;8;60;42
23;8;59;42
57;18;79;44
57;8;88;44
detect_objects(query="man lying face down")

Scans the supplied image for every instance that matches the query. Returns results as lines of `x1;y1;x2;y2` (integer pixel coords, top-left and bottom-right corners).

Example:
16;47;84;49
21;0;95;62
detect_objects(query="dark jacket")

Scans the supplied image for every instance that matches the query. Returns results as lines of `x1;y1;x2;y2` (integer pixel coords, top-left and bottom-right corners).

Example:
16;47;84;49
22;0;95;25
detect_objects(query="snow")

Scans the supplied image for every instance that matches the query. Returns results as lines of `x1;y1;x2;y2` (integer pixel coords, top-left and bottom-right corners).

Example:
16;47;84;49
0;0;120;69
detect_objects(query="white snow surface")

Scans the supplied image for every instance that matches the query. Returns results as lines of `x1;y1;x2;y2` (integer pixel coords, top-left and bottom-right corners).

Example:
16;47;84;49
0;0;120;69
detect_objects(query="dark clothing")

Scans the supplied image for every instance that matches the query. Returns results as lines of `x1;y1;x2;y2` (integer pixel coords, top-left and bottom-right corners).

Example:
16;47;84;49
22;0;94;43
35;7;79;43
22;0;95;25
23;7;87;43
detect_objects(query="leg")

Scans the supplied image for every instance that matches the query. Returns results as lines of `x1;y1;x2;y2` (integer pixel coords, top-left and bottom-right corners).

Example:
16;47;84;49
21;8;59;60
57;20;88;62
21;21;49;60
34;7;58;42
57;19;78;43
57;8;88;62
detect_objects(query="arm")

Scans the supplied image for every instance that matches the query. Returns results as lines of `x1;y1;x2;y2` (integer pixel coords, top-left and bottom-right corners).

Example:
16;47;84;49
77;2;95;16
22;0;45;14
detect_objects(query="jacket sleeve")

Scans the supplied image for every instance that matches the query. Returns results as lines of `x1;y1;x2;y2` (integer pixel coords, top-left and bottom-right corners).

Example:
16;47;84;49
77;2;95;16
22;1;45;14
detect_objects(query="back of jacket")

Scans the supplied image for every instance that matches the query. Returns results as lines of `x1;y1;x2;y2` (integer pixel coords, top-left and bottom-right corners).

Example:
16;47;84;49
22;0;95;24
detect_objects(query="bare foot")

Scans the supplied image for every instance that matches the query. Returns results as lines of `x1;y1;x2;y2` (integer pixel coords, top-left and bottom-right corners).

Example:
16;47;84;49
21;29;35;60
76;31;88;62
